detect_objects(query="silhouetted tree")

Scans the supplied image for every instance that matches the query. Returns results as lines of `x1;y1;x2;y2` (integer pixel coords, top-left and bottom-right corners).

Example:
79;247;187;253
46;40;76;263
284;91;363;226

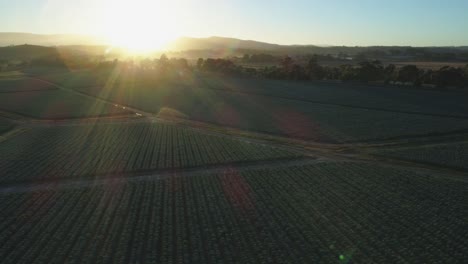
170;58;189;69
306;58;325;80
420;69;435;85
339;64;357;81
397;65;420;85
159;54;169;68
384;64;396;84
355;60;384;82
249;54;278;63
290;64;308;80
196;58;204;69
464;64;468;87
434;66;465;88
280;56;294;71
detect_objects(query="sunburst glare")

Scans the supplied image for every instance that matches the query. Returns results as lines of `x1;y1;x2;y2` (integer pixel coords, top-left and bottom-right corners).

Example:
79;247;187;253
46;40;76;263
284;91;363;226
102;0;180;53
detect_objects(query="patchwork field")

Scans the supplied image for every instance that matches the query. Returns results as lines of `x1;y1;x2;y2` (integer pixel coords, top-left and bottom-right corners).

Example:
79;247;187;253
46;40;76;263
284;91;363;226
0;89;131;119
0;122;300;184
376;142;468;170
0;68;465;263
0;162;465;263
1;3;467;262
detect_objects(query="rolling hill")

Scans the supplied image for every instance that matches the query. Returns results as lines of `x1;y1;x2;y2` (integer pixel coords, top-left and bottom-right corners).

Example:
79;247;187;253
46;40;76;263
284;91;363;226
0;32;106;47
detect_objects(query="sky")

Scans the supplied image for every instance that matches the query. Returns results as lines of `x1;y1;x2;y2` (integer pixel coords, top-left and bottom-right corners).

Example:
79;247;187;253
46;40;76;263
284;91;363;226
1;0;468;46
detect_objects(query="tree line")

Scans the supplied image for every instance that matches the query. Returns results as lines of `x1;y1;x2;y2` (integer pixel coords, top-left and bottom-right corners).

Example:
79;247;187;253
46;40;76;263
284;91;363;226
39;54;468;89
9;51;468;89
197;56;468;89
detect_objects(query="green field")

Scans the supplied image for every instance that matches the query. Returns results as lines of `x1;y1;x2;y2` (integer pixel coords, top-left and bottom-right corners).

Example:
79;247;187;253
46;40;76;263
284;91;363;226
0;122;300;184
0;162;465;263
36;70;468;142
40;70;468;118
0;89;131;119
0;78;57;93
2;5;467;263
38;70;109;89
376;142;468;170
0;118;14;134
0;68;464;263
74;82;468;142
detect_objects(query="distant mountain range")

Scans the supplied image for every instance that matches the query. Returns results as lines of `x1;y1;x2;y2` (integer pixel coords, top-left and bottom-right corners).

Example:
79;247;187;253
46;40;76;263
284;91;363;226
1;33;468;60
167;36;284;51
0;33;108;47
0;32;324;52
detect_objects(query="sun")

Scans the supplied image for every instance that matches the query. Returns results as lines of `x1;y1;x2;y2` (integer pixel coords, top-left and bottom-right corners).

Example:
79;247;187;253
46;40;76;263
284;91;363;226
102;0;180;53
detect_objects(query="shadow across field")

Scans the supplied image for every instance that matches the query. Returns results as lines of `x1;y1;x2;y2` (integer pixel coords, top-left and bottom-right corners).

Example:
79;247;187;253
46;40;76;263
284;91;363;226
35;70;468;143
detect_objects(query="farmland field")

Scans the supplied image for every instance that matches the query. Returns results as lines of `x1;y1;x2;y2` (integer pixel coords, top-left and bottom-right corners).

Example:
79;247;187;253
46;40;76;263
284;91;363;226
376;142;468;170
195;73;468;118
0;89;131;119
0;162;465;263
74;82;468;142
0;118;14;134
0;122;300;184
35;70;468;142
40;70;468;118
2;3;468;263
37;70;110;89
0;78;57;93
0;67;466;264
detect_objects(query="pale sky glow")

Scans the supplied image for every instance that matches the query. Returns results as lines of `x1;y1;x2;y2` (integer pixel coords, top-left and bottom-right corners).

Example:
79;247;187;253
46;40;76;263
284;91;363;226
1;0;468;47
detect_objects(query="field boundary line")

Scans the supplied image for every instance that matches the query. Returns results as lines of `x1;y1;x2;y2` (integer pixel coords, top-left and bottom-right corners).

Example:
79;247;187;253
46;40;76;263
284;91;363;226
338;151;468;183
0;157;323;194
0;127;30;144
27;76;151;117
368;152;468;175
192;84;468;120
0;87;59;93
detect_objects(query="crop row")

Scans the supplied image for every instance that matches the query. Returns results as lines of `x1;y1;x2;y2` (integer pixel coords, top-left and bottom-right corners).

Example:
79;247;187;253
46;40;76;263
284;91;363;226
0;162;465;263
376;142;468;170
0;122;300;184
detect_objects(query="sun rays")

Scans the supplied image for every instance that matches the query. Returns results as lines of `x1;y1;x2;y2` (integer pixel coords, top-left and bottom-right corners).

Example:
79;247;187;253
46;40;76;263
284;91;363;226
101;0;181;53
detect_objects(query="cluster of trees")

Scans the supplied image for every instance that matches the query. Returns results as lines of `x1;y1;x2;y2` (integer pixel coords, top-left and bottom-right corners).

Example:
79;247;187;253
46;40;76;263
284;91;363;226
237;48;468;64
8;50;468;89
196;58;246;75
96;54;190;71
0;56;67;71
238;53;346;65
241;54;279;63
353;47;468;62
199;56;468;88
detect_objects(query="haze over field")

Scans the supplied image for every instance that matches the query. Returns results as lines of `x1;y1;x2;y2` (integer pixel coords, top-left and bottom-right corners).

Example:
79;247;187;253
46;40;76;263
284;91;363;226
1;1;468;263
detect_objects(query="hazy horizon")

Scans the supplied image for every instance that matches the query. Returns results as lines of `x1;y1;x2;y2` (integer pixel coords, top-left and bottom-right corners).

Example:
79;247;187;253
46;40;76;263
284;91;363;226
2;32;468;50
2;0;468;49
